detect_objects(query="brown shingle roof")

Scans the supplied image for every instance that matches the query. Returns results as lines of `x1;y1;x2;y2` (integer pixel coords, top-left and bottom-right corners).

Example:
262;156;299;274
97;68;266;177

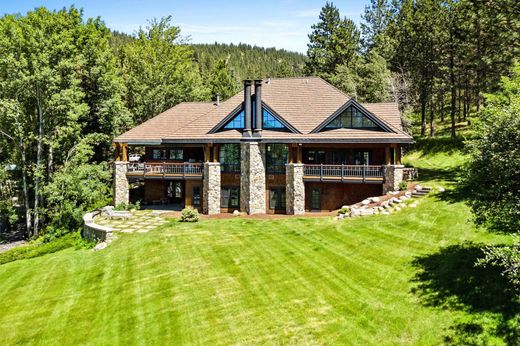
114;77;412;144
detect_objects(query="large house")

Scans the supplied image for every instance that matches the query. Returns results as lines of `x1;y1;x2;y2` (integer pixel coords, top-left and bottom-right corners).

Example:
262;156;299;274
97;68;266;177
113;77;413;215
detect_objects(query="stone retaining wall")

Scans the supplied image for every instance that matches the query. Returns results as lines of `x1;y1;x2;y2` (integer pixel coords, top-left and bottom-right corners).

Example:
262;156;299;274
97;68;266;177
82;210;114;243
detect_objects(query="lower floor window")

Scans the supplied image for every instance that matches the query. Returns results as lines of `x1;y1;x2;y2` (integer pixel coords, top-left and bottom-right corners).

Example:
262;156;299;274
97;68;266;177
221;187;239;208
269;188;286;210
310;188;321;210
192;186;201;206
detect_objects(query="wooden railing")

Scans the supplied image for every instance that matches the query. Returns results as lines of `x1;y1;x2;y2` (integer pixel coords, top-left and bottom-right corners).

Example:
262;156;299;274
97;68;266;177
402;167;419;181
126;162;203;178
303;164;384;182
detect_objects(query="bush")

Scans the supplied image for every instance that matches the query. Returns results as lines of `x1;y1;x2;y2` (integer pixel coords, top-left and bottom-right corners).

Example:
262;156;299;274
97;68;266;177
114;201;141;211
0;232;80;265
398;181;408;191
337;207;349;215
179;207;199;222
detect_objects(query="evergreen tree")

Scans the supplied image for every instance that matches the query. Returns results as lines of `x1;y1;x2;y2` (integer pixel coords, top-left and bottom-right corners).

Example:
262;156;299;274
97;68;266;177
306;2;360;77
358;50;392;102
206;59;239;101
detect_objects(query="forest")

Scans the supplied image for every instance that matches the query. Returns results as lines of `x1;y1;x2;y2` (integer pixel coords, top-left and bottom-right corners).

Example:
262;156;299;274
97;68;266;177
0;0;518;240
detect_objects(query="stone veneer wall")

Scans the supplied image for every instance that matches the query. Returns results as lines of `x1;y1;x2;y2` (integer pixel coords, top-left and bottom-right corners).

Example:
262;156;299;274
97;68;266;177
286;163;305;215
203;162;221;215
114;161;129;206
240;142;266;214
383;165;405;194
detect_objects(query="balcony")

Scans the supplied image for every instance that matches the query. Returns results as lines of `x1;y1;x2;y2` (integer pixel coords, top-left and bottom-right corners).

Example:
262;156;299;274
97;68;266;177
126;162;203;179
303;164;384;183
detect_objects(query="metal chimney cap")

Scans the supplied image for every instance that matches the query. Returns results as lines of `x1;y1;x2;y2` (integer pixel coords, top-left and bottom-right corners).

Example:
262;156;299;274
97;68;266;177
243;79;252;85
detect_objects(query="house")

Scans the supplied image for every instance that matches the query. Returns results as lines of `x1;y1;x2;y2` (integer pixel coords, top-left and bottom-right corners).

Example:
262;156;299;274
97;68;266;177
113;77;413;215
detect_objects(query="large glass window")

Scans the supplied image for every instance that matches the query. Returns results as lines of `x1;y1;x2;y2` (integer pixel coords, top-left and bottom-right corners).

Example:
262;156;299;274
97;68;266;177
306;150;326;164
224;110;244;129
353;150;370;165
269;188;286;210
221;187;239;208
325;105;381;130
152;149;167;160
266;144;288;174
263;108;287;130
219;144;241;173
169;148;183;160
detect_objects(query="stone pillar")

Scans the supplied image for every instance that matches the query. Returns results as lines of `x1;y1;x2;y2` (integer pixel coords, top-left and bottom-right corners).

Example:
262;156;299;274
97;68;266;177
383;165;405;194
203;162;221;215
113;161;129;206
286;163;305;215
240;142;266;214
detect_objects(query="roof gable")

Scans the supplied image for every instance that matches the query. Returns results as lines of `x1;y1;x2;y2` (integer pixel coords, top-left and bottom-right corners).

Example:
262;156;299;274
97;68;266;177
311;99;396;134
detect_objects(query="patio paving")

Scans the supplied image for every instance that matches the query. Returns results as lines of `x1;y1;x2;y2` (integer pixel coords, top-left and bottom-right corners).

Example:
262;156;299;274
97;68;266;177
94;210;168;233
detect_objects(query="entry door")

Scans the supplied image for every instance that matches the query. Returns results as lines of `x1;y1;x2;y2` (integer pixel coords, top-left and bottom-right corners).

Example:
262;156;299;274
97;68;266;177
310;188;321;210
166;181;184;204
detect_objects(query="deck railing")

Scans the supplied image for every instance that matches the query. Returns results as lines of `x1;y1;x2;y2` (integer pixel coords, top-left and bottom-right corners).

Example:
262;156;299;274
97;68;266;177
303;164;384;182
127;162;203;178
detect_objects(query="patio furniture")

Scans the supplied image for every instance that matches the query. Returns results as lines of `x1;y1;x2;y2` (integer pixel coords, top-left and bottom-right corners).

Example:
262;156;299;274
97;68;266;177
102;206;132;220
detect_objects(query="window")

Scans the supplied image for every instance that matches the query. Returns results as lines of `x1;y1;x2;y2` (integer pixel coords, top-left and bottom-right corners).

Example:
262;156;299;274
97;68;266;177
310;188;321;210
152;149;167;160
219;144;240;173
266;144;288;174
224;110;244;129
306;150;326;164
269;188;286;210
353;151;370;165
324;105;381;130
263;108;287;130
169;148;183;160
221;187;239;208
192;186;201;206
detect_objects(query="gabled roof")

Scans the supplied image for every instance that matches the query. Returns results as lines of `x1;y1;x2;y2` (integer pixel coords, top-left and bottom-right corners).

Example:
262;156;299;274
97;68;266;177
114;77;412;144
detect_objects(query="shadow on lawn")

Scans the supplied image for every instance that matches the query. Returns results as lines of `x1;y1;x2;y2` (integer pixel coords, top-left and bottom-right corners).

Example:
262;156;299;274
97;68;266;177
411;243;519;344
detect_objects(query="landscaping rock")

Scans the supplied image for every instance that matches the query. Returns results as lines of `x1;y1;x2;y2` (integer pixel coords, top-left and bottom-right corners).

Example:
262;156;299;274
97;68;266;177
394;206;401;211
369;197;380;203
233;210;240;216
94;242;108;251
409;202;418;208
405;191;412;197
341;205;350;210
438;187;445;192
381;210;390;215
416;185;423;191
361;199;370;206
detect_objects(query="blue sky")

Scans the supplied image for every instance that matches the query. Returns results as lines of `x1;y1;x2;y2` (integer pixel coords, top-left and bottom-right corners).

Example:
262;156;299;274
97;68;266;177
0;0;369;53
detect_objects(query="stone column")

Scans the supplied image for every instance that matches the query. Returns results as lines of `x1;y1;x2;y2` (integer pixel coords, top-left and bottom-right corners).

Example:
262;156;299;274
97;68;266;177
113;161;129;206
203;162;221;215
383;165;405;194
286;163;305;215
240;142;266;214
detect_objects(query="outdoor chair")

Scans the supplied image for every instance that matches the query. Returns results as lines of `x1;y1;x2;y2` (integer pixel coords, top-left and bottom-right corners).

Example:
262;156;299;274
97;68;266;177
102;206;132;220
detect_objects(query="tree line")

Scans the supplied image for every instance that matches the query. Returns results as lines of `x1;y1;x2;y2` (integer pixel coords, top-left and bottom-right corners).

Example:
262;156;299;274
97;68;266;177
306;0;519;136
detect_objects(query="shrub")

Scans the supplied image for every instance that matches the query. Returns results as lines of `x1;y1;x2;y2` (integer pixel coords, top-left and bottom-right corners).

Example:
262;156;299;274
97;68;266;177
180;207;199;222
398;181;408;191
338;207;349;215
114;201;141;211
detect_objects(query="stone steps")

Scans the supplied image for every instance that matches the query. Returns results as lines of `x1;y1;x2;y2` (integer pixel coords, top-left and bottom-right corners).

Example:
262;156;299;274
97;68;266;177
412;186;432;198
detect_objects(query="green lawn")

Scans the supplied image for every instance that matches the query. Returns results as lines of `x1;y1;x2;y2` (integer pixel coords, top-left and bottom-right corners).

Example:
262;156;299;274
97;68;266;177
0;136;516;345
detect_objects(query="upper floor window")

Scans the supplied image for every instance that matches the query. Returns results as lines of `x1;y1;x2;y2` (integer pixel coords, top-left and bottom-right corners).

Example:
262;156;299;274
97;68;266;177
169;148;183;160
224;110;245;129
152;149;167;160
266;144;288;174
325;105;381;130
219;144;241;173
263;108;287;130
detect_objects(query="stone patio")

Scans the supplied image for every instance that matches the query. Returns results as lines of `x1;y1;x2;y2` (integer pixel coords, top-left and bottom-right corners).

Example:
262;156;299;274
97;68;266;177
94;210;168;233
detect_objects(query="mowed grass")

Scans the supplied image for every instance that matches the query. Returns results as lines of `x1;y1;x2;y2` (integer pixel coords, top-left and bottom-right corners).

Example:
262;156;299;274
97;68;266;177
0;195;508;345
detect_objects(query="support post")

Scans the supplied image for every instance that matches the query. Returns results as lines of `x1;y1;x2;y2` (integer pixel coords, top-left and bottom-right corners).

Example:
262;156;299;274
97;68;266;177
240;142;266;214
113;161;129;206
286;163;305;215
203;162;220;215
